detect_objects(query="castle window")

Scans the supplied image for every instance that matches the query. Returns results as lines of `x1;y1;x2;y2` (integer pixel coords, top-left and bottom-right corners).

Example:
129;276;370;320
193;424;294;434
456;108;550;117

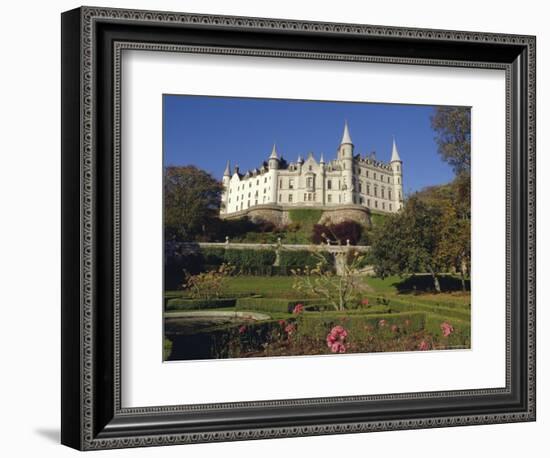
289;178;294;189
307;177;313;188
398;177;401;184
304;193;307;201
358;182;362;193
289;194;293;203
247;200;250;208
366;170;369;178
228;198;231;204
255;199;258;205
309;165;312;171
257;179;259;185
382;202;385;210
236;196;239;201
367;199;371;207
360;197;364;204
280;179;282;188
327;180;332;190
375;200;378;208
387;176;390;183
388;190;392;200
248;192;251;198
327;194;332;203
374;173;377;180
279;194;282;202
264;177;267;183
374;186;378;197
389;203;393;211
367;184;370;195
249;182;252;188
397;165;400;172
381;188;385;199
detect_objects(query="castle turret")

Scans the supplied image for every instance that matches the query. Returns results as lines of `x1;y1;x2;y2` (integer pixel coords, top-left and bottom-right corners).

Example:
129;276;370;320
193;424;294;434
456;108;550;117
338;121;354;204
390;137;404;210
221;160;231;214
268;143;279;170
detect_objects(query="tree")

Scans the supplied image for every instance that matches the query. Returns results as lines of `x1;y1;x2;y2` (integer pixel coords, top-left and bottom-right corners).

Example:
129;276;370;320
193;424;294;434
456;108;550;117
370;196;446;292
291;250;371;311
164;165;223;241
431;107;471;175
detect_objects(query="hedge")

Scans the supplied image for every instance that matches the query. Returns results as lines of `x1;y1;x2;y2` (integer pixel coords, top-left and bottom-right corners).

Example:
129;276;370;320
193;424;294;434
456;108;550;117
424;313;471;347
222;248;277;275
388;301;470;321
297;311;427;341
165;297;236;311
278;250;334;272
236;297;324;313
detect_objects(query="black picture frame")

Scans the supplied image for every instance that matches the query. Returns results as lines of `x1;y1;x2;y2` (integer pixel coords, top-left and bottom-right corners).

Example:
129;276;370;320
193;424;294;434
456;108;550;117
61;6;536;450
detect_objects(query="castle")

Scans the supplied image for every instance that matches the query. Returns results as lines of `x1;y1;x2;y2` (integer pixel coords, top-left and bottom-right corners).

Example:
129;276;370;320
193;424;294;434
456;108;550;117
220;122;404;227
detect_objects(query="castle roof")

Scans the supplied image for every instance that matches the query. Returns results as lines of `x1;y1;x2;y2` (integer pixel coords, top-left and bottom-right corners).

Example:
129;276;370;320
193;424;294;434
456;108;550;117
341;121;353;145
223;160;231;177
390;137;401;162
269;143;279;159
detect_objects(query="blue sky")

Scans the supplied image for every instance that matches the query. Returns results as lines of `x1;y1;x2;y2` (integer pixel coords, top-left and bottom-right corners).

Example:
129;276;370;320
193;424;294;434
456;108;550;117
163;95;458;194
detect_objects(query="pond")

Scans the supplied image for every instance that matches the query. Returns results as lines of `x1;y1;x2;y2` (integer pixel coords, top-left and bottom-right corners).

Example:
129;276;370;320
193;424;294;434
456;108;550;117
164;311;271;361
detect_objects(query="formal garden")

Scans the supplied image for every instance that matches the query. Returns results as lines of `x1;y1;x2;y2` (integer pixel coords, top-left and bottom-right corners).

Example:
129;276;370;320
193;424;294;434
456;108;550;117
163;243;471;361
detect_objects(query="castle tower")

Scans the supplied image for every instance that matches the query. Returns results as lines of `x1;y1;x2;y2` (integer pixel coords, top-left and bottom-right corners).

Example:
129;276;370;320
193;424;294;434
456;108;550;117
338;121;354;204
268;144;279;204
390;137;404;210
221;160;231;214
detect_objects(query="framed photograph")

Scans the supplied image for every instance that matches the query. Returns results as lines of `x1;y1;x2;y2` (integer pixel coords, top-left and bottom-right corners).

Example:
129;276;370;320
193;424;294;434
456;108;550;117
61;6;536;450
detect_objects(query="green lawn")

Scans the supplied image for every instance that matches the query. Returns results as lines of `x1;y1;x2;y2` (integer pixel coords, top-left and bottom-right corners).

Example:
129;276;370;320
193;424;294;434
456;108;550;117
166;273;470;308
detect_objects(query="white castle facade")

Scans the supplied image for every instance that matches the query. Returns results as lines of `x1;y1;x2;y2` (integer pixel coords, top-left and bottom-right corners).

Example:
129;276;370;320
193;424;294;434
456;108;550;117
220;122;404;225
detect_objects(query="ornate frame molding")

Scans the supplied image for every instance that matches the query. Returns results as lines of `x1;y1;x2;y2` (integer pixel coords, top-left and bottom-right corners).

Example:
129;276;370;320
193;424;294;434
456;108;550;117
61;6;536;450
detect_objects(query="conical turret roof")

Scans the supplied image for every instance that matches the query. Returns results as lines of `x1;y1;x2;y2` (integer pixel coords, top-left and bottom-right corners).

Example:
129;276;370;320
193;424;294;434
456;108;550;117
341;121;353;145
390;136;401;162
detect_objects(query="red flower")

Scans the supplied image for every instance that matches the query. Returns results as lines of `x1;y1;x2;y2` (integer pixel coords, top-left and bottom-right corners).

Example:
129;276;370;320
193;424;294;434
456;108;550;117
238;325;247;334
361;298;369;306
326;325;348;352
440;321;454;337
285;323;296;336
278;319;286;327
292;303;304;315
419;340;430;351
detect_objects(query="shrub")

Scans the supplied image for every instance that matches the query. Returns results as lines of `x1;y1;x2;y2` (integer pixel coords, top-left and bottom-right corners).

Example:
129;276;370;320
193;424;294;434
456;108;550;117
223;248;277;275
164;251;204;290
311;220;363;245
279;250;333;271
183;263;234;299
201;247;225;268
165;297;236;311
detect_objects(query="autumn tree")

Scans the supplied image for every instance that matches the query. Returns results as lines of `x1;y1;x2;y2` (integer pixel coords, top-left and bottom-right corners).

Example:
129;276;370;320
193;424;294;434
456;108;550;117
431;106;471;175
164;165;223;241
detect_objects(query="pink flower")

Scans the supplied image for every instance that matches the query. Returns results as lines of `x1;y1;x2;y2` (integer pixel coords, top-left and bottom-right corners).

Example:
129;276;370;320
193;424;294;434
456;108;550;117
278;319;286;327
361;298;369;306
285;323;296;335
292;303;304;315
330;342;347;353
419;340;430;351
378;319;387;327
326;325;348;351
440;321;454;337
391;324;399;333
238;325;247;334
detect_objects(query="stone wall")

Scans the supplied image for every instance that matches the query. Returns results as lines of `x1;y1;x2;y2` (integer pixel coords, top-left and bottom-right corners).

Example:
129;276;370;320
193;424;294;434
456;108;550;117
221;204;372;227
